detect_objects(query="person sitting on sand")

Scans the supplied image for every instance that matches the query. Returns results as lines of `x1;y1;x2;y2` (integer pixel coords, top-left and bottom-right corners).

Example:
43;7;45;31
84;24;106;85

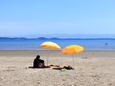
33;55;45;68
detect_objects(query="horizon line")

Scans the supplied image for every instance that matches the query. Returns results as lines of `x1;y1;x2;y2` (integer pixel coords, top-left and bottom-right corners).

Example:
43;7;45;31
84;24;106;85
1;37;115;40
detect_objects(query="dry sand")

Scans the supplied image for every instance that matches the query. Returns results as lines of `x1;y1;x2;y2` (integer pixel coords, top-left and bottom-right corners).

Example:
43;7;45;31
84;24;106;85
0;50;115;86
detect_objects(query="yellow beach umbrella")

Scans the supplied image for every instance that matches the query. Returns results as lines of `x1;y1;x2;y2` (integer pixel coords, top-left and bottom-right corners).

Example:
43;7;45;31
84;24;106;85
39;41;61;65
61;45;84;68
40;41;61;49
61;45;84;54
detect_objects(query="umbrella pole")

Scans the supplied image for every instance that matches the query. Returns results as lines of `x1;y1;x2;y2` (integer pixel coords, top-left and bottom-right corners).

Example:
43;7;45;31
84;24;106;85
47;52;49;66
47;57;48;66
73;55;75;68
73;56;74;68
46;51;50;66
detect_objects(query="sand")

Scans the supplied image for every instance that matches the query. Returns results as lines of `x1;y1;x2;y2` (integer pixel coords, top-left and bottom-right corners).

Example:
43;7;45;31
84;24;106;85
0;50;115;86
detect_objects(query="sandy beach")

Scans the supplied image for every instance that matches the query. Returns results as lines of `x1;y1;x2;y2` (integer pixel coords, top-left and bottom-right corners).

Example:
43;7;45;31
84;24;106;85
0;50;115;86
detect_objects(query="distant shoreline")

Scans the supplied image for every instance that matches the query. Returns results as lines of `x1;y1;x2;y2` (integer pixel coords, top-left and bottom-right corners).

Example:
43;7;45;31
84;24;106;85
0;50;115;58
1;37;115;40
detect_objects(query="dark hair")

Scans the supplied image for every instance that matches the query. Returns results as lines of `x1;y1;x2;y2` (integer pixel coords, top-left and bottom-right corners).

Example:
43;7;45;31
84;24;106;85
36;55;40;59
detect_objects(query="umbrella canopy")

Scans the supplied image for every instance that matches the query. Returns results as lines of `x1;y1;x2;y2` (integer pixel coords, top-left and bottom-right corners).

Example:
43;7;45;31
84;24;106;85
61;45;84;68
39;41;61;49
39;41;61;66
61;45;84;55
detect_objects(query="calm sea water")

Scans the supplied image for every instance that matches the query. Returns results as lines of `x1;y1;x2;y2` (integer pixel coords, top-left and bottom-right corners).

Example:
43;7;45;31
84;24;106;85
0;39;115;50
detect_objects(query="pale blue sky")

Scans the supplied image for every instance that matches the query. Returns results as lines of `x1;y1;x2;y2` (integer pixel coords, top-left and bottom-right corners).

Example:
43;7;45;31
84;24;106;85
0;0;115;38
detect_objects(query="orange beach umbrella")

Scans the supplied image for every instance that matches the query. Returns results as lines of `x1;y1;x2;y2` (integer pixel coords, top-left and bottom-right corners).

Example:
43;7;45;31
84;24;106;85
61;45;84;68
61;45;84;55
39;41;61;65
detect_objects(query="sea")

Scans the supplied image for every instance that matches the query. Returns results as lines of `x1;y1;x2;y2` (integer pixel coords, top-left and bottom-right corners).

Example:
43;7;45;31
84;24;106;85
0;38;115;50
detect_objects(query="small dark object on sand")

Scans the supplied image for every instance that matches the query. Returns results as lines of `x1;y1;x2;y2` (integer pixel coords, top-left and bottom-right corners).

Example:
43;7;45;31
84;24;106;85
52;67;63;70
49;65;60;67
52;66;74;70
63;66;74;70
49;65;54;66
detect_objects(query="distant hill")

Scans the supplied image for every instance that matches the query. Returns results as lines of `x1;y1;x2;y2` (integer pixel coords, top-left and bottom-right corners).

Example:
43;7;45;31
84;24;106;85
0;37;115;40
0;37;28;40
1;34;115;40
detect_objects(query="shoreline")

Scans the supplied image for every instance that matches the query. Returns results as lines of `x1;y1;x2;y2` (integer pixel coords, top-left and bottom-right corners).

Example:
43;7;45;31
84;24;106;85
0;50;115;58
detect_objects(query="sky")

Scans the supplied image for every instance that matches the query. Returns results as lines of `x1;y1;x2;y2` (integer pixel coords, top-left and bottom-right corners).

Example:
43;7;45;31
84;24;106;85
0;0;115;38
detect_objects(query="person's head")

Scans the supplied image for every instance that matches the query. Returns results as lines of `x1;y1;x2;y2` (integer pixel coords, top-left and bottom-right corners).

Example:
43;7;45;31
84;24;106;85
36;55;40;59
